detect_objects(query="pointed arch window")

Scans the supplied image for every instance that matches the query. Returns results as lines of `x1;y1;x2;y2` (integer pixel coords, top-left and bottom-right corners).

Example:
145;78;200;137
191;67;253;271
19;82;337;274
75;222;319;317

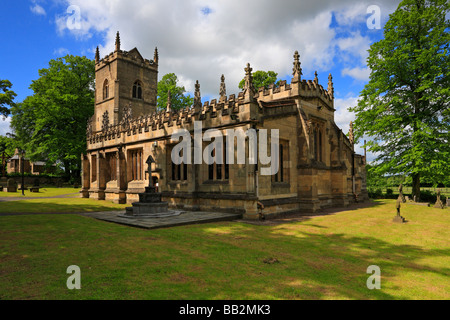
313;126;323;163
103;79;109;100
132;81;143;99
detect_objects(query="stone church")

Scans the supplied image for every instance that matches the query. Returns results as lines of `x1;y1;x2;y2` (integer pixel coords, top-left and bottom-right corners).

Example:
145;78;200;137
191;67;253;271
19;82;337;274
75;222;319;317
81;32;368;219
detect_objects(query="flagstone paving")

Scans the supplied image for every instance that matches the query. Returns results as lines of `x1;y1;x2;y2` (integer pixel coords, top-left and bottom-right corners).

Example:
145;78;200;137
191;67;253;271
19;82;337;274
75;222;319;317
80;210;242;229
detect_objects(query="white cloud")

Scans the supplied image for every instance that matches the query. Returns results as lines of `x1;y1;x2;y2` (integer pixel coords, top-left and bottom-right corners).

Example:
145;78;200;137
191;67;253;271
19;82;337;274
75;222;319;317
334;3;368;26
334;96;378;162
341;66;371;81
335;30;372;81
336;31;372;64
0;117;12;136
53;0;400;96
30;3;46;16
334;96;359;133
53;47;70;56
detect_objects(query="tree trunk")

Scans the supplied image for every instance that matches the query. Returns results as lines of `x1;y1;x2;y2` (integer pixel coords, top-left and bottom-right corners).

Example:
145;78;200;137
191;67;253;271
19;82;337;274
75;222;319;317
412;173;420;202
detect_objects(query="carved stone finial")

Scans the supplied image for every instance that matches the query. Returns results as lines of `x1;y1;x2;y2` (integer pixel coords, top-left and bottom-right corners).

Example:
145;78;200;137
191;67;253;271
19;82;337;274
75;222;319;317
328;73;334;99
86;118;92;136
219;74;226;98
115;31;120;52
314;71;318;84
102;110;110;131
121;103;132;127
95;46;100;63
349;121;354;145
167;90;172;112
194;80;201;111
244;63;255;93
154;47;159;64
292;50;302;83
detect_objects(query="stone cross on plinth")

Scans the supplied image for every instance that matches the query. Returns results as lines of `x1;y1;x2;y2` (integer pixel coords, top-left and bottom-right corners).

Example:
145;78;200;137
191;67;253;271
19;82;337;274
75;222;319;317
146;155;155;191
398;184;406;203
434;188;444;209
393;197;406;223
120;154;183;219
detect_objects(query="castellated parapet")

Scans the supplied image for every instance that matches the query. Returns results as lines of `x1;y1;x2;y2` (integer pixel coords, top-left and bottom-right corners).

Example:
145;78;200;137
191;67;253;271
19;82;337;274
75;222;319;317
87;65;335;146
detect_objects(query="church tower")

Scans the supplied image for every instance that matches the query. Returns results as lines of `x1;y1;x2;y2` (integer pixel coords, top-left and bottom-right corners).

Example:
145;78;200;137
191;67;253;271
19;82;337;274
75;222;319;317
92;32;158;132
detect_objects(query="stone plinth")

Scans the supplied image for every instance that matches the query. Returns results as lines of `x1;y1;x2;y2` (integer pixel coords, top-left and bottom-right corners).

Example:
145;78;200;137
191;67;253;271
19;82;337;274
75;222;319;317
120;184;183;219
393;215;406;223
434;197;444;209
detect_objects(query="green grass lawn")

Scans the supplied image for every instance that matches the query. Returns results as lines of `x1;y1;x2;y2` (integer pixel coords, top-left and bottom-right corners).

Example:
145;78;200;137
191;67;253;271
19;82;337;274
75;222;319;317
0;187;80;198
0;199;448;300
0;197;128;214
0;187;128;213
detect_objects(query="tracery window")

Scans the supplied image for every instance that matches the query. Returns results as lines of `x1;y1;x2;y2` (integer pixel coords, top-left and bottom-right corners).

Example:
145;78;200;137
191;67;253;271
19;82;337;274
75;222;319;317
132;81;142;99
103;79;109;100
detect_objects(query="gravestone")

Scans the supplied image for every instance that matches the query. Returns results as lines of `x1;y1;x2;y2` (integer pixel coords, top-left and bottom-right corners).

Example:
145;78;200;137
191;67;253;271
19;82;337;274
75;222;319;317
30;178;40;193
0;176;7;189
446;197;450;208
433;189;444;209
393;197;406;223
6;178;17;192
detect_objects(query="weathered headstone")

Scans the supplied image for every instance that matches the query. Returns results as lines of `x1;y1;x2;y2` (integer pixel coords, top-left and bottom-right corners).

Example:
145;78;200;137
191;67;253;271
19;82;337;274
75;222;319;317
6;178;17;193
434;188;444;209
446;197;450;208
0;176;7;189
30;178;40;192
393;197;406;223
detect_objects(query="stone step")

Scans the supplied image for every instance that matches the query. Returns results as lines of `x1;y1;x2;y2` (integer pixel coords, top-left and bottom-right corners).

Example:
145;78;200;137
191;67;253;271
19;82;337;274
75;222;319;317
125;207;133;215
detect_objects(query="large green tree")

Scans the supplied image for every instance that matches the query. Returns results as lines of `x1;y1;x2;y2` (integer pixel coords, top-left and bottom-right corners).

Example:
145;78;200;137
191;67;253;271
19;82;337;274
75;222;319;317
238;70;280;91
0;134;16;157
10;55;95;180
157;73;194;111
349;0;450;200
0;79;17;117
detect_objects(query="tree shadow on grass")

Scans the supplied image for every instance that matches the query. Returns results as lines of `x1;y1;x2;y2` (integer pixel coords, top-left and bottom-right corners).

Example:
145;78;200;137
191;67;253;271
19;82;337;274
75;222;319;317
198;221;450;300
242;199;385;227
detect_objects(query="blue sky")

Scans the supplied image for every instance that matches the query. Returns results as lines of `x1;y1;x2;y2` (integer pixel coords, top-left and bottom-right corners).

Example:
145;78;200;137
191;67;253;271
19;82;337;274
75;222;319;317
0;0;401;160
